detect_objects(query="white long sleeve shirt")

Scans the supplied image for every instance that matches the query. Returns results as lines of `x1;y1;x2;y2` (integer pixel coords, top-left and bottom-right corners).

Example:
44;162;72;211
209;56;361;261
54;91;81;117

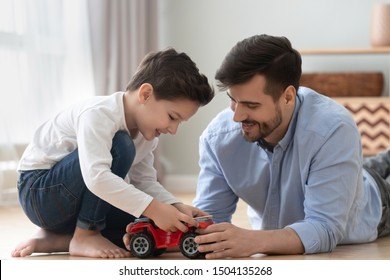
18;91;180;217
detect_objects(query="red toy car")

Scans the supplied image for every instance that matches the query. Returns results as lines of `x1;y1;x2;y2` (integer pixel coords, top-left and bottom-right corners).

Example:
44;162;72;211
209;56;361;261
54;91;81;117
127;216;213;259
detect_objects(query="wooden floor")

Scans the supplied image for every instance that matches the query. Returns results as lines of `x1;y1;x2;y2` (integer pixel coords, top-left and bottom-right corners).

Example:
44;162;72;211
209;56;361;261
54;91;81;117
1;192;390;260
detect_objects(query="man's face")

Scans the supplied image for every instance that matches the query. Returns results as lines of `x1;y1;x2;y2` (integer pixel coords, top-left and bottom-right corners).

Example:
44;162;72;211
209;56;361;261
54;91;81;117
227;75;286;145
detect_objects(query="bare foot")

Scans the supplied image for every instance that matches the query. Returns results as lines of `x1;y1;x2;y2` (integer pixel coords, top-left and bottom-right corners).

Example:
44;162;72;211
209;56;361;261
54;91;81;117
11;228;72;257
69;227;131;258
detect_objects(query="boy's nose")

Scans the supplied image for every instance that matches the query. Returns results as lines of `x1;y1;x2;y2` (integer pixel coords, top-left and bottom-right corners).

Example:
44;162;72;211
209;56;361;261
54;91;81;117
168;123;179;135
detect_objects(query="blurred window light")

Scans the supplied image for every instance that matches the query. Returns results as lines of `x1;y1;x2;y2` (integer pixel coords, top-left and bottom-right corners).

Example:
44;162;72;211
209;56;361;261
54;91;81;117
0;0;94;144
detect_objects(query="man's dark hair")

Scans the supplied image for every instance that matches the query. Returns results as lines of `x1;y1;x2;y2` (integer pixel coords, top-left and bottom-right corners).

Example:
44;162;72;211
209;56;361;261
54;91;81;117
126;48;214;106
215;34;302;101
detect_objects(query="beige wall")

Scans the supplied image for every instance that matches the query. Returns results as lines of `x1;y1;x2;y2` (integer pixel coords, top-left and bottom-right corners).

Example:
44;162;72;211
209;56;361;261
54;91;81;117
156;0;390;190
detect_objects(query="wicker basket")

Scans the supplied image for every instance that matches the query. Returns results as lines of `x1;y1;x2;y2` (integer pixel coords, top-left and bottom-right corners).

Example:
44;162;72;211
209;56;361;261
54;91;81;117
300;72;384;97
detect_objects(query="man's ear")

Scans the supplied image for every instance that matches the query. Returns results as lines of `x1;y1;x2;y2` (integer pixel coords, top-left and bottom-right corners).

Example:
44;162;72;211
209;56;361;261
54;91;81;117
138;83;153;104
283;85;296;105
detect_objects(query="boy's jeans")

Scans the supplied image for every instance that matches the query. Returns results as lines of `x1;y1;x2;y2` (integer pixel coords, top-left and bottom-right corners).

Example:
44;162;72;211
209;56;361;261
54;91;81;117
17;131;136;246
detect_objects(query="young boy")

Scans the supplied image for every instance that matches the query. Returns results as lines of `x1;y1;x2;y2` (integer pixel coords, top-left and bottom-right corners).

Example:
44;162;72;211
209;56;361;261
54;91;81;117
11;48;214;258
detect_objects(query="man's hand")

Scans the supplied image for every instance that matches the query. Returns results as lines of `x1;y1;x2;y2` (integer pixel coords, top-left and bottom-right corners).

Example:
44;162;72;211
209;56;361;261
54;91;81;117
194;222;260;259
195;223;304;259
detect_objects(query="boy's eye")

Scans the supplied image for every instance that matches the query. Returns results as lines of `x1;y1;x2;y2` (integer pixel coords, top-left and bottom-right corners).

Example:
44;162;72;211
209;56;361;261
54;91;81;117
228;96;236;103
169;114;175;120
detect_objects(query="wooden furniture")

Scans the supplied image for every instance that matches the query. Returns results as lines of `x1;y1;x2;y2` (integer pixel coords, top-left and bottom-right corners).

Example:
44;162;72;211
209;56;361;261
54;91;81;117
334;97;390;156
300;48;390;156
299;50;386;97
299;47;390;55
300;72;383;97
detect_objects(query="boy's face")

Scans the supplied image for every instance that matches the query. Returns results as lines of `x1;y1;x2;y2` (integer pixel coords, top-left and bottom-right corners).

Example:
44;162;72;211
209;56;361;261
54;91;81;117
137;93;200;141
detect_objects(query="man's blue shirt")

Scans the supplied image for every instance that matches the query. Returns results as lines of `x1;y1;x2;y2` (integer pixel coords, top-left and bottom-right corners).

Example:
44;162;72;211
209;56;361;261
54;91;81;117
194;87;382;254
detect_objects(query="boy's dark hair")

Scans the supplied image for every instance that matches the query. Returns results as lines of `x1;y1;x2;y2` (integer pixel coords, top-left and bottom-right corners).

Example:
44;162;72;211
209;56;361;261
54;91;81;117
215;34;302;101
126;48;214;105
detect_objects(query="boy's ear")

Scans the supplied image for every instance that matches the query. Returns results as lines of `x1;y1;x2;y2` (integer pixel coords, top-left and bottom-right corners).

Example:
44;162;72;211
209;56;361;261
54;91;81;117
138;83;153;104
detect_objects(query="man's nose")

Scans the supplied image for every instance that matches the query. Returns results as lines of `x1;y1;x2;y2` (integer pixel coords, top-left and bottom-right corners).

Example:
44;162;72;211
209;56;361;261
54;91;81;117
232;103;247;123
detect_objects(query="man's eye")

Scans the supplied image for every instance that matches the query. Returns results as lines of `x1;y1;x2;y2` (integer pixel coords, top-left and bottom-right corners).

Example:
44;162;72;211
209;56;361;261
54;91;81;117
247;104;258;109
169;115;175;120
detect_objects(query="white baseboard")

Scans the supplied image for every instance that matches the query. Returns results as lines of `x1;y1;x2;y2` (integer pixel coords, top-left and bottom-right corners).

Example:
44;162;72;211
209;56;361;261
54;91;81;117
0;189;18;206
162;174;197;193
0;165;19;206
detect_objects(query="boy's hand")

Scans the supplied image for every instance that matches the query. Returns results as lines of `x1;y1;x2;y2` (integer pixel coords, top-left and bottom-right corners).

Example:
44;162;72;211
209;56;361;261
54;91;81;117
142;199;198;232
172;203;209;226
123;223;134;252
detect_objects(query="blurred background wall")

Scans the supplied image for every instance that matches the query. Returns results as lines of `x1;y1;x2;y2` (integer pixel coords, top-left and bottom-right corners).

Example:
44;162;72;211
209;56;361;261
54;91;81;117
156;0;390;191
1;0;389;202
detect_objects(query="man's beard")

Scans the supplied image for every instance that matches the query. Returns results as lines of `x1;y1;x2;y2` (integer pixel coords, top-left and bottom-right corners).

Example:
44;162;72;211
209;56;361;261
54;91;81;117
241;104;282;143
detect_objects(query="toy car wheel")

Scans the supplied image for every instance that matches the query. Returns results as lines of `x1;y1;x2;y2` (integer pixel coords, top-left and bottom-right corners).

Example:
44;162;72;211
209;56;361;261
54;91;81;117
130;232;155;258
180;232;205;259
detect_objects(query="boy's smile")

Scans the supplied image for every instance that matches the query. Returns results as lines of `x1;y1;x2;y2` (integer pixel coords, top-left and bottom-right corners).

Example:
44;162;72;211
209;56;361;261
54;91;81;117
123;84;200;141
138;94;200;141
159;98;198;137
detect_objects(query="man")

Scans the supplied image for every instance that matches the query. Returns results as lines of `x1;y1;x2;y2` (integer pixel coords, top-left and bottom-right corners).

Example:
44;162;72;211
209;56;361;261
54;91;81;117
193;34;390;259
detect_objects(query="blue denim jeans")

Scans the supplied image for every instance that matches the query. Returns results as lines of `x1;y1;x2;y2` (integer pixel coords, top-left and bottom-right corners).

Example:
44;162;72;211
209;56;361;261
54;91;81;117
17;131;136;247
364;148;390;238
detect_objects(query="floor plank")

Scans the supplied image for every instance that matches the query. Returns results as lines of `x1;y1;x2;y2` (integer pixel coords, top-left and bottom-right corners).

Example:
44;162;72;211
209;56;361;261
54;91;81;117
1;193;390;260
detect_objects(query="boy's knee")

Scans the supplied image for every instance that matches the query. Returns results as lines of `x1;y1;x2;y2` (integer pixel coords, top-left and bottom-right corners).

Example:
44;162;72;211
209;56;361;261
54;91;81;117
112;131;135;161
114;130;133;145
